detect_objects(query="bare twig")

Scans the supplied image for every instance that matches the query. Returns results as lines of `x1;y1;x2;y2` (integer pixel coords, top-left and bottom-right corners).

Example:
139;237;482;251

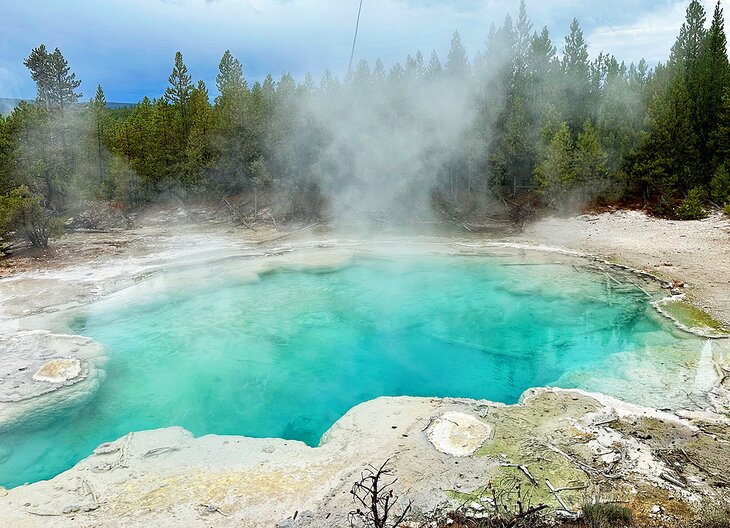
175;197;200;225
660;472;687;489
25;511;63;517
348;459;412;528
545;443;597;476
506;504;549;527
555;483;589;492
224;198;257;231
501;463;538;486
680;449;728;483
545;479;572;513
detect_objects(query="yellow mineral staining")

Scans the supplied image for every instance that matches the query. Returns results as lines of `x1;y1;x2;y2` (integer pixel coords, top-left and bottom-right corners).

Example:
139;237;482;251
32;358;82;383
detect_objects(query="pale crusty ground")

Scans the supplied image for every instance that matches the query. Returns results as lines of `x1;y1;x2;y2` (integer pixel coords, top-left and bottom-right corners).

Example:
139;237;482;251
1;388;729;528
512;210;730;326
0;207;729;527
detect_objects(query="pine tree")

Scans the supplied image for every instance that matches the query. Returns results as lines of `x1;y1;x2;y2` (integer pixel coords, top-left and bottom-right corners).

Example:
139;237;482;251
48;48;82;109
216;50;247;101
494;97;531;196
514;0;533;96
535;121;575;208
485;15;516;92
186;80;214;184
24;45;82;110
710;163;730;204
262;74;276;109
598;63;643;174
353;60;372;87
373;59;386;84
164;51;193;115
630;68;698;203
23;45;53;110
213;50;249;188
713;86;730;165
301;73;316;95
702;1;730;172
527;27;558;116
320;70;340;96
562;19;591;132
405;52;426;80
162;52;195;173
388;63;404;83
91;85;109;185
670;0;707;68
446;31;469;77
573;119;609;200
427;50;443;78
19;45;83;211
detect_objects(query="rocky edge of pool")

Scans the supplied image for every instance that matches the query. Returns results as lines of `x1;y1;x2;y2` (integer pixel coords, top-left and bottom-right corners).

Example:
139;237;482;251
0;206;729;528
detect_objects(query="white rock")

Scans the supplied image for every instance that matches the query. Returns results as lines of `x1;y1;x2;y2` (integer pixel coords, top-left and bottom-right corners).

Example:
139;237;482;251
33;358;82;383
426;411;491;457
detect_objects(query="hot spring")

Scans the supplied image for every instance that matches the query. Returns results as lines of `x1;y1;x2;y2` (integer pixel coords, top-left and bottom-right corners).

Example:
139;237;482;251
0;243;713;488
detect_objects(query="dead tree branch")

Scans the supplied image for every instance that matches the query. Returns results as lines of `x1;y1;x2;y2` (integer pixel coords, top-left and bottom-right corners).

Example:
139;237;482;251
348;459;412;528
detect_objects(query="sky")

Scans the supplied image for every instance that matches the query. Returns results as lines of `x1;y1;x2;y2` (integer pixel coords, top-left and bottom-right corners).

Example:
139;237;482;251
0;0;726;103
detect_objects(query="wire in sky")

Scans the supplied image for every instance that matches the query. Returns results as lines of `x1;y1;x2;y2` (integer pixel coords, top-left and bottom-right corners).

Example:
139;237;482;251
347;0;364;77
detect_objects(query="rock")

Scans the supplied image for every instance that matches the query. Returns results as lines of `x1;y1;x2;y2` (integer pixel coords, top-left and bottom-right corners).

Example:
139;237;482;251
426;411;491;457
33;358;82;383
0;331;107;429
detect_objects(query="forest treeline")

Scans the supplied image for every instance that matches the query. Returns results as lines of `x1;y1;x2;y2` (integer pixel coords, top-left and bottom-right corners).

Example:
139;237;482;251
2;0;730;247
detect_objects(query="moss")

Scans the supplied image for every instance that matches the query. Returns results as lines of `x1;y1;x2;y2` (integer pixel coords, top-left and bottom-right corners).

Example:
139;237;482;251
658;300;728;334
471;392;606;511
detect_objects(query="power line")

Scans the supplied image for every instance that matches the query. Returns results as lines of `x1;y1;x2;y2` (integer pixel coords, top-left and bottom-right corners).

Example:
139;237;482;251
347;0;364;77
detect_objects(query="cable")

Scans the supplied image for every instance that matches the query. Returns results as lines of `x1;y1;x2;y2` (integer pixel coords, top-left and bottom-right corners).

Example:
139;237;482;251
347;0;364;77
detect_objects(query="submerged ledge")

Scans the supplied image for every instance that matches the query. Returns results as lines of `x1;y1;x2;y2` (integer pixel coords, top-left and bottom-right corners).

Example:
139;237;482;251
0;331;107;431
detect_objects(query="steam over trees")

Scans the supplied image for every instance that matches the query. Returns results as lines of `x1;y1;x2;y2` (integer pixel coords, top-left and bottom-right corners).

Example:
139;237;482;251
2;0;730;248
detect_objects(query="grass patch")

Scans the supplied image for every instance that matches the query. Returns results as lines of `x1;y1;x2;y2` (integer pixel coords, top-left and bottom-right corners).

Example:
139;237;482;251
581;502;633;527
694;504;730;528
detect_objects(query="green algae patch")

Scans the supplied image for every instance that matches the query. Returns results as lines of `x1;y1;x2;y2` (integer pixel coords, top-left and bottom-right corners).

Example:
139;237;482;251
469;391;605;511
657;299;729;337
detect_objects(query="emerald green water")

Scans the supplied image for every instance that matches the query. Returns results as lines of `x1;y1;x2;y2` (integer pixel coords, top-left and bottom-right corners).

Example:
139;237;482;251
0;253;691;488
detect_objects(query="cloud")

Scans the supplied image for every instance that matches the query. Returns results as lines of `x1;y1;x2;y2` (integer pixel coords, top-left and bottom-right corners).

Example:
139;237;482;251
393;0;487;12
0;0;722;102
587;0;729;64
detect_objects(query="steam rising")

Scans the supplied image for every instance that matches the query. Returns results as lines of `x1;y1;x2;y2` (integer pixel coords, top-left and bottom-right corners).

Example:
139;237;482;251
286;68;484;223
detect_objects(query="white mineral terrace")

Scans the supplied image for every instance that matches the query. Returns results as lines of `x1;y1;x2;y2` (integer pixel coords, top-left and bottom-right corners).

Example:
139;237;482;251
0;213;728;527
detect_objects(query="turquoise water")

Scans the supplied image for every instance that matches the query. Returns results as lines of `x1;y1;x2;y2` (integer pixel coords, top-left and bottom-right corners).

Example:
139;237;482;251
0;253;688;487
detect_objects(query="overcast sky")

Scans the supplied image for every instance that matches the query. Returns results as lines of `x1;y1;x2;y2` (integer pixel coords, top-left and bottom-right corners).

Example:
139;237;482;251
0;0;725;102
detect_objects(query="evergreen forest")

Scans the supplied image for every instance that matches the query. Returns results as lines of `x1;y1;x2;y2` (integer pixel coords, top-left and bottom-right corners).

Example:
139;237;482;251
2;0;730;247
